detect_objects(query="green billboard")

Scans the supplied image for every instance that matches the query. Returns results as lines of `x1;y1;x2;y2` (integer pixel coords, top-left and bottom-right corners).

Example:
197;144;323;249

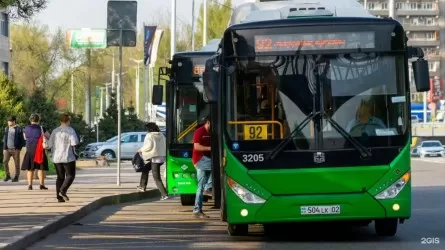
66;29;107;49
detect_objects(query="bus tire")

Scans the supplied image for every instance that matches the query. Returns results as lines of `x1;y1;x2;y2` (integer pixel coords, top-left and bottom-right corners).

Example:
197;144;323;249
227;223;248;236
375;219;398;236
180;194;195;206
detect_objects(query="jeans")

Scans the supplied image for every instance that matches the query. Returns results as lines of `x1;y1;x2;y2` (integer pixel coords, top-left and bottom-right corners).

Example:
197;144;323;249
193;156;212;213
205;171;212;191
55;161;76;197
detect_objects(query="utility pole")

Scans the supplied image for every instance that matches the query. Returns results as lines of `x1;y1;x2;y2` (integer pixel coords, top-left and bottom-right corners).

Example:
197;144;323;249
171;0;176;59
388;0;395;18
71;74;74;113
130;59;143;118
203;0;207;46
112;50;116;92
99;87;105;118
191;0;195;51
85;48;92;126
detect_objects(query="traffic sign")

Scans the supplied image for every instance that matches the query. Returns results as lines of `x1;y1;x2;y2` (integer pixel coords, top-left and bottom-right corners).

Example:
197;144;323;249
66;29;107;49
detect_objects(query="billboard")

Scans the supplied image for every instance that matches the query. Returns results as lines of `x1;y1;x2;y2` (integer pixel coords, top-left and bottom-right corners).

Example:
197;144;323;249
66;29;107;49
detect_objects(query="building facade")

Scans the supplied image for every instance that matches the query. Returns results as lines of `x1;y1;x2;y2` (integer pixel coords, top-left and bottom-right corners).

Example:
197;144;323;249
358;0;445;103
0;9;9;76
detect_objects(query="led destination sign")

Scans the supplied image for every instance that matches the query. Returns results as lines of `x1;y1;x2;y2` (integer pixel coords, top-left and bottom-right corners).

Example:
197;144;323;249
193;65;205;75
254;31;375;52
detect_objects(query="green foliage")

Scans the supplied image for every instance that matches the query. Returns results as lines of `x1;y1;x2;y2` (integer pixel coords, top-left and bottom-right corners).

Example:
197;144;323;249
0;73;26;126
66;112;95;150
1;0;47;19
24;88;59;130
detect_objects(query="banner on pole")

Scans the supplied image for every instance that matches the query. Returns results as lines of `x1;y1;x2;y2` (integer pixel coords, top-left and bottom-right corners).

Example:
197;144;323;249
149;29;164;68
144;26;157;65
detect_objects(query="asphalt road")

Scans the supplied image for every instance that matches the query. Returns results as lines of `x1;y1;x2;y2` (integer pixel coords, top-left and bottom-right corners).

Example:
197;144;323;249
29;159;445;250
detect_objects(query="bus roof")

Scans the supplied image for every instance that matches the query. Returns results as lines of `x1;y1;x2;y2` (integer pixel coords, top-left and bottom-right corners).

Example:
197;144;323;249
229;0;374;26
226;16;400;32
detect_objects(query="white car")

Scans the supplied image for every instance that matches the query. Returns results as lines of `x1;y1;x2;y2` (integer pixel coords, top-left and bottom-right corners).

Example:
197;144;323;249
417;140;445;158
82;132;147;160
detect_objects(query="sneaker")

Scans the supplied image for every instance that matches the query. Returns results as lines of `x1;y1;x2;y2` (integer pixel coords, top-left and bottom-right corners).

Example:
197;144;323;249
12;176;19;182
160;196;169;200
59;192;69;201
3;175;11;182
204;189;212;197
136;186;145;192
57;197;65;203
193;210;210;219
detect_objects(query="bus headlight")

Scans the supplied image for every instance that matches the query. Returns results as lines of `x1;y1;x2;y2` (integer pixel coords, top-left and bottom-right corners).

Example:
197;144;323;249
227;177;265;204
375;171;410;200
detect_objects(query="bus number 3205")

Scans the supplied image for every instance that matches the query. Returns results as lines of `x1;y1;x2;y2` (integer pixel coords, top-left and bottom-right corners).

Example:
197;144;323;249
242;154;265;163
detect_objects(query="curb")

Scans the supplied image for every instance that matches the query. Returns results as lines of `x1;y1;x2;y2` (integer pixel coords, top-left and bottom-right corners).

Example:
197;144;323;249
0;189;160;250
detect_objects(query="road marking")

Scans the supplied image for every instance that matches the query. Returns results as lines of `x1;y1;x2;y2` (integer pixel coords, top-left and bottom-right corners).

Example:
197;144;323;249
412;157;445;164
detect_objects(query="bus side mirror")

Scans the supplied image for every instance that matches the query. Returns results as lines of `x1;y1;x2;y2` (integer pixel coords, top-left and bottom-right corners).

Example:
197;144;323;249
203;59;218;103
412;58;430;92
152;85;164;105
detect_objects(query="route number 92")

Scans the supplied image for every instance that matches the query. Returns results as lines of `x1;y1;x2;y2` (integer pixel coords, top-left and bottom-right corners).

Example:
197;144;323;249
243;125;268;140
242;154;265;163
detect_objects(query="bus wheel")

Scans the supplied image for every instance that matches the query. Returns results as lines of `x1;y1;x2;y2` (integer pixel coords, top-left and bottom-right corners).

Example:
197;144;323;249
180;195;195;206
227;223;248;236
375;219;398;236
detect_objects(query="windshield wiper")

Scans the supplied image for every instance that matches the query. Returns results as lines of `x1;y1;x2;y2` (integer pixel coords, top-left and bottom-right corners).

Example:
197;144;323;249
268;111;319;160
322;113;372;159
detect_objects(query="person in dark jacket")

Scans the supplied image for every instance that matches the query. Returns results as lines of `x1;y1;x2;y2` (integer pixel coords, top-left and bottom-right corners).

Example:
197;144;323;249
3;116;25;182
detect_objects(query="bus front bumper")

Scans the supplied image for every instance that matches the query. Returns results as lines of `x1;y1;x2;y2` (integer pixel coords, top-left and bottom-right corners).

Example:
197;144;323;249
226;183;411;225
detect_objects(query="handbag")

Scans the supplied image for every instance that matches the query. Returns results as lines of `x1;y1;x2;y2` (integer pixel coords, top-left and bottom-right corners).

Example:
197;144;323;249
132;152;150;172
41;126;48;149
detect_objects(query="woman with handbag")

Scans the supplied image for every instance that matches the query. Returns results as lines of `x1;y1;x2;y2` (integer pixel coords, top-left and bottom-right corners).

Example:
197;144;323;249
47;113;79;202
137;122;168;200
21;114;50;190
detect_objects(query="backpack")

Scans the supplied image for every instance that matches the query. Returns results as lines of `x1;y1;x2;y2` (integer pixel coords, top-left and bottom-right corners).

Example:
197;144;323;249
132;152;151;172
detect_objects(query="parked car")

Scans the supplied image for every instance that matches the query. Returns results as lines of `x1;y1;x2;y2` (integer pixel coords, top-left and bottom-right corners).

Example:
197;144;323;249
411;115;420;124
82;132;147;160
417;140;445;158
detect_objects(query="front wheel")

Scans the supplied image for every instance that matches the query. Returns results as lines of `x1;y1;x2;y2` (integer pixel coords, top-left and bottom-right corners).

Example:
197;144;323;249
227;223;248;236
375;219;398;236
101;150;115;160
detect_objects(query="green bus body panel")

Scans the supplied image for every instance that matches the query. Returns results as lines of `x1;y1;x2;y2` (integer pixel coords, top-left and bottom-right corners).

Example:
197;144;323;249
224;143;411;224
166;152;197;195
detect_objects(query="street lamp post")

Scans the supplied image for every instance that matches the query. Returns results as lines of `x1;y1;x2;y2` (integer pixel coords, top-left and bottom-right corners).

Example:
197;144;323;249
203;0;207;46
130;59;143;118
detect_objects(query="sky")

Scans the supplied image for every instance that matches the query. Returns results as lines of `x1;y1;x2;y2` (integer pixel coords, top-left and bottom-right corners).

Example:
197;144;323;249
31;0;251;32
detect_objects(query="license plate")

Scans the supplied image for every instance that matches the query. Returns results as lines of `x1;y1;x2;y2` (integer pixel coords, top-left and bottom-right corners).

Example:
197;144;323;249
301;205;341;215
430;154;438;156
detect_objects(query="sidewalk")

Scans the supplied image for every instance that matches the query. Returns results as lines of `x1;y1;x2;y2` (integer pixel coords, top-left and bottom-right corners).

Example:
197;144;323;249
0;163;163;250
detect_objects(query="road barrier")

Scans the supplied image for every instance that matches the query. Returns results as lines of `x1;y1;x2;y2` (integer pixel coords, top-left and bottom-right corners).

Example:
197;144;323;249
412;123;445;137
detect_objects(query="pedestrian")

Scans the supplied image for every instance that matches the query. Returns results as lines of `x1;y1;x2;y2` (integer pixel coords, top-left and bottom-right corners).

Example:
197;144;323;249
192;117;212;218
21;114;50;190
47;113;79;202
2;116;25;182
138;122;168;200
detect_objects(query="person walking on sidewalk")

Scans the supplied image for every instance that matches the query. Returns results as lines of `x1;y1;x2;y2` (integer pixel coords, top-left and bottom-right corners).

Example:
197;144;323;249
138;122;168;200
3;116;25;182
192;117;212;219
48;114;79;202
21;114;50;190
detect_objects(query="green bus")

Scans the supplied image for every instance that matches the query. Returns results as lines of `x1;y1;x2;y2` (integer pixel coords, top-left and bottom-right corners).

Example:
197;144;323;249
159;51;216;206
199;16;431;236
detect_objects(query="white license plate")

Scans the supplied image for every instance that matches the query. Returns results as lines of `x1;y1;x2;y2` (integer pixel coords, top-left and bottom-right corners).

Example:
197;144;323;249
301;205;341;215
429;154;438;156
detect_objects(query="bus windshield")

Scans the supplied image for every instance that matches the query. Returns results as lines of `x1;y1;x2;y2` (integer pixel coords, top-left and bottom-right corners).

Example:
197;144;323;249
225;52;408;151
172;82;208;144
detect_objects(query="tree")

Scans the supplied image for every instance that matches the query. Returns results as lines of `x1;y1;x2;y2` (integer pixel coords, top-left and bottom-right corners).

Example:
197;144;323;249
194;0;232;49
67;112;95;150
24;88;59;130
1;0;47;19
0;73;26;126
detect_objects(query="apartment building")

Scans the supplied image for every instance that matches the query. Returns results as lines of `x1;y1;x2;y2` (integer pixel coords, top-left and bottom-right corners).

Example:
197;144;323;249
0;9;9;76
358;0;445;102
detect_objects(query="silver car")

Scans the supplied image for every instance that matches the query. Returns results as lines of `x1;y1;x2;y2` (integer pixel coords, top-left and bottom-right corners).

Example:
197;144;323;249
82;132;147;160
417;140;445;158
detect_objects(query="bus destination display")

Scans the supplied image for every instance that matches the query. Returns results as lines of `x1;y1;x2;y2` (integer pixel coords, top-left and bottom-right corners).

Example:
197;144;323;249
193;65;205;76
254;32;375;52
